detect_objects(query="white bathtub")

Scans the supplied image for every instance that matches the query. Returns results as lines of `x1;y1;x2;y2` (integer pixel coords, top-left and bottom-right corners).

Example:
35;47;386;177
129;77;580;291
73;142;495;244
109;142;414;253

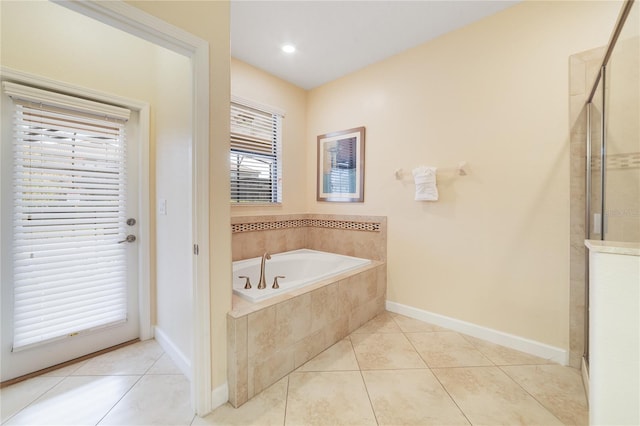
232;249;372;303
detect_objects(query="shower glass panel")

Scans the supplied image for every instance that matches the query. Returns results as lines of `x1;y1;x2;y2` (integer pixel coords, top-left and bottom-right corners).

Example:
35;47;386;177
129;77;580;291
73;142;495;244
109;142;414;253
603;0;640;242
583;0;638;366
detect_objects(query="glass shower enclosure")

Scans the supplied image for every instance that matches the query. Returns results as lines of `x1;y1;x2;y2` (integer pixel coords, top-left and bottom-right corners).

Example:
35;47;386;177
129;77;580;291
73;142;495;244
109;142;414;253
584;0;639;363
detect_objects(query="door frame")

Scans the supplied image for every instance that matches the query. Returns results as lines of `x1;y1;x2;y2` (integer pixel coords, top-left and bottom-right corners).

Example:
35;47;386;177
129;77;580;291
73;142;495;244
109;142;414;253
1;67;153;345
52;0;212;415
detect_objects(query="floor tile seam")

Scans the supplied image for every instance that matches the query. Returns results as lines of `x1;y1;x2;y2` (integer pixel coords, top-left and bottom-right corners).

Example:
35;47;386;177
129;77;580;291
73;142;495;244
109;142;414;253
401;327;543;370
492;361;557;367
360;367;431;372
143;372;186;376
357;368;381;426
293;367;361;373
445;333;500;367
94;374;145;426
427;365;474;426
360;366;433;372
351;330;406;336
402;329;435;370
496;365;567;425
429;365;506;372
460;333;528;367
141;351;167;376
282;375;290;426
347;336;365;373
388;312;404;332
456;333;560;367
0;375;66;425
188;411;197;426
69;373;146;377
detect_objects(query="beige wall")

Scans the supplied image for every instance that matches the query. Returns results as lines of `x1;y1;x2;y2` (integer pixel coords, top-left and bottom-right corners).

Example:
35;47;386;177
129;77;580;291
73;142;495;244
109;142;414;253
127;0;232;390
1;1;156;100
230;58;308;217
305;0;621;349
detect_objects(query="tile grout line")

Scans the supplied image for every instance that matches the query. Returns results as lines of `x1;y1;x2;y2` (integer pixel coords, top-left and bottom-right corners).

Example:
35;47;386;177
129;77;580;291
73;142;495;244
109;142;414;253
497;365;566;425
358;369;380;426
457;333;499;367
394;313;475;426
2;343;191;426
402;313;570;424
94;374;145;426
95;344;165;425
1;375;65;425
281;375;290;426
349;336;380;425
427;367;475;426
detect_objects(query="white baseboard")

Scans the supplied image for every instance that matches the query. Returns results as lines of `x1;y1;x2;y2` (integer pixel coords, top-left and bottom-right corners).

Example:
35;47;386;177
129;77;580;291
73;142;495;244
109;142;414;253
386;301;568;365
211;382;229;410
153;327;228;414
153;326;192;380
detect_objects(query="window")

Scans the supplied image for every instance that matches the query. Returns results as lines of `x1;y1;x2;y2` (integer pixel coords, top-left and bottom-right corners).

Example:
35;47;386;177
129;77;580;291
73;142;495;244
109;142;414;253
230;97;282;204
3;82;130;350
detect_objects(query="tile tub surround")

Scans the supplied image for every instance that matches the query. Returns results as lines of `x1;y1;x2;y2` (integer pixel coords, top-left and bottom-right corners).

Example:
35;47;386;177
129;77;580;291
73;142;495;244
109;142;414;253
231;214;387;262
227;261;386;407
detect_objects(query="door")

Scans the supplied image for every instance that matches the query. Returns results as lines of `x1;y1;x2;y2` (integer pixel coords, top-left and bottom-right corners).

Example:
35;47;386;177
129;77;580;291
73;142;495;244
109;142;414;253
1;81;141;382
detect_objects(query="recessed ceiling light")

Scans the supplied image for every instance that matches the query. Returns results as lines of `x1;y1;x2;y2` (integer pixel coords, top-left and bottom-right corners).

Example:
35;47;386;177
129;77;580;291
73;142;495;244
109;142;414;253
281;44;296;54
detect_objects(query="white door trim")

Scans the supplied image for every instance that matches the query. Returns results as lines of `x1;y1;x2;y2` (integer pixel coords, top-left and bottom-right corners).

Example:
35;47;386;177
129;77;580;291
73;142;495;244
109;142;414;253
0;66;152;343
51;0;212;415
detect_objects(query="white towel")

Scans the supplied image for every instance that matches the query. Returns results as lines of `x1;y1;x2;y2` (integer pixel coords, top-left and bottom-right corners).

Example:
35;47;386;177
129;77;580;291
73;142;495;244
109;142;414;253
412;166;438;201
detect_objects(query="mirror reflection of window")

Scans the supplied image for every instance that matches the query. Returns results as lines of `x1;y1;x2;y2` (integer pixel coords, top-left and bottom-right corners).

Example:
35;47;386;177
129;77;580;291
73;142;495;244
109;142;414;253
324;137;357;194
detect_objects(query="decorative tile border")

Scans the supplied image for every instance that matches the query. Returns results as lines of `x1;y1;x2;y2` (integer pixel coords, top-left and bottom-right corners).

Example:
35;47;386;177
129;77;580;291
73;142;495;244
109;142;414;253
231;219;306;233
231;218;381;233
591;152;640;170
308;219;381;232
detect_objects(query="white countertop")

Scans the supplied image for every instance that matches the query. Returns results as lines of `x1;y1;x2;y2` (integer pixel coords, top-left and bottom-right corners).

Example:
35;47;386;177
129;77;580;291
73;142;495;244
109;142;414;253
585;240;640;256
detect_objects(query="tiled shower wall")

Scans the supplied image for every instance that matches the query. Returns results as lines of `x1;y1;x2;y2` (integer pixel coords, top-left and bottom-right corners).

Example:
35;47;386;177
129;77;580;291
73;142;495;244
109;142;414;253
231;214;387;261
569;47;605;368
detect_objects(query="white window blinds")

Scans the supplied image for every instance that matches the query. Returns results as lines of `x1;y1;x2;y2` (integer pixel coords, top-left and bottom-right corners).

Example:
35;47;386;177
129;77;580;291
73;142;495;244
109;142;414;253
4;82;131;351
230;98;282;203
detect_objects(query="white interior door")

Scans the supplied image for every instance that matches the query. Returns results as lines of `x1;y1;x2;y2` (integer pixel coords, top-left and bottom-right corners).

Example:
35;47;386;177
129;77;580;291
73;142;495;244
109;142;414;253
0;81;141;382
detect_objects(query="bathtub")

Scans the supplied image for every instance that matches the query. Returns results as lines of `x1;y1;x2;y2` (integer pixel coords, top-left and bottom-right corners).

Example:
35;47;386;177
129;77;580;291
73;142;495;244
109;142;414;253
232;249;372;303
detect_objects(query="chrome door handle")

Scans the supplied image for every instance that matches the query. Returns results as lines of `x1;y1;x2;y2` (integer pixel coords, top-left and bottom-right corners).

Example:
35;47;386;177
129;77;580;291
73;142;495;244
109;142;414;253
118;235;136;243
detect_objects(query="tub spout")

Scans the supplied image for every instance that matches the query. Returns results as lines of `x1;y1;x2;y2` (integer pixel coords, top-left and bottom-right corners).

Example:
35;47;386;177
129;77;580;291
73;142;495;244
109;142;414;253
257;252;271;289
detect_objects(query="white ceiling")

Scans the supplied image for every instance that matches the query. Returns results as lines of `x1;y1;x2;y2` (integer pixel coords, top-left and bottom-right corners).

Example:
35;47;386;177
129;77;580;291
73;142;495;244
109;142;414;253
231;1;520;90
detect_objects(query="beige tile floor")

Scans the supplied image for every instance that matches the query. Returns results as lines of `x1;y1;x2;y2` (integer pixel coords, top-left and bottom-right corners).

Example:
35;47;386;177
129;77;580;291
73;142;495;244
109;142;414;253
0;311;588;425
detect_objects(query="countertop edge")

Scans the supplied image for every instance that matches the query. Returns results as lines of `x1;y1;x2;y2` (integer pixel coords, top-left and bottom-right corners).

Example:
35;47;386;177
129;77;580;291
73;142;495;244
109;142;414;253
585;239;640;256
